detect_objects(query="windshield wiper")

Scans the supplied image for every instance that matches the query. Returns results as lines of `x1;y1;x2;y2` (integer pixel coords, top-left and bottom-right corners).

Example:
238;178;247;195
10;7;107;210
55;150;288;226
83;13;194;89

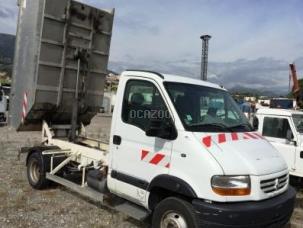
187;123;231;132
228;123;253;131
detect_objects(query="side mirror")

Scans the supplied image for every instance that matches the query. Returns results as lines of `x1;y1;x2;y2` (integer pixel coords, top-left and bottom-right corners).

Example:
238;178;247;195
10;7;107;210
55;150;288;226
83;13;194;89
146;119;162;137
146;119;177;140
286;129;293;141
252;117;259;130
286;129;296;146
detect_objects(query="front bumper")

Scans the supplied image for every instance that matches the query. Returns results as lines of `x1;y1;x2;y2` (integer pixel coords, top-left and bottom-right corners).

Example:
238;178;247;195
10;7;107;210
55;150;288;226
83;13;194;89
192;186;296;228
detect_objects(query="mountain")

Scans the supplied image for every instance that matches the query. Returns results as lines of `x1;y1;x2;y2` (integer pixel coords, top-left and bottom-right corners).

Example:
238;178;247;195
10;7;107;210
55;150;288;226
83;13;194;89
229;85;287;97
0;33;15;64
0;33;15;80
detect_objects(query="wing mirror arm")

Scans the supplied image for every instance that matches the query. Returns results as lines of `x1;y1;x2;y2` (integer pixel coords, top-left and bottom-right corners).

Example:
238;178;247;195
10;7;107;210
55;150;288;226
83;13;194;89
286;129;297;146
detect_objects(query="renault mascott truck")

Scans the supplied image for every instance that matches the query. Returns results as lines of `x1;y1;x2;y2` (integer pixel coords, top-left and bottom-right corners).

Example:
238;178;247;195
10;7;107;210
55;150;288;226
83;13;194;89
10;0;296;227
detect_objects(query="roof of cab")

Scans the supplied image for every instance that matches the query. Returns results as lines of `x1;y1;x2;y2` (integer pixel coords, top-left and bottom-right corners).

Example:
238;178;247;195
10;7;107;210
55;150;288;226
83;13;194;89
122;70;223;90
257;108;303;116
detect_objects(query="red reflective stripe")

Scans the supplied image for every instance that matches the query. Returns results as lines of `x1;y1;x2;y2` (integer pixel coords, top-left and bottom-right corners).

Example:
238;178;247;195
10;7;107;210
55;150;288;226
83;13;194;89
23;93;28;106
253;132;264;139
244;132;258;139
149;154;165;165
141;150;149;160
21;92;28;123
218;133;226;143
231;133;238;141
202;136;212;147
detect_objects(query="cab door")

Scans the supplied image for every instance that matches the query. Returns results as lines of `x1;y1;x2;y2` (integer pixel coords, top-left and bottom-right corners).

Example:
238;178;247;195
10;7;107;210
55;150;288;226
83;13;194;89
261;116;297;171
110;78;175;205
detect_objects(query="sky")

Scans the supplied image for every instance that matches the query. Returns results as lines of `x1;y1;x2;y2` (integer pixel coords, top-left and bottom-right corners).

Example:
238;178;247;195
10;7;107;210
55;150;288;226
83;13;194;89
1;0;303;93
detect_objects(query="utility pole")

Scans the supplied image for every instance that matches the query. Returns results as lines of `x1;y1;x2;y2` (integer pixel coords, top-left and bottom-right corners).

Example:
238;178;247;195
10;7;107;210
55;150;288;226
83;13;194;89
200;35;211;81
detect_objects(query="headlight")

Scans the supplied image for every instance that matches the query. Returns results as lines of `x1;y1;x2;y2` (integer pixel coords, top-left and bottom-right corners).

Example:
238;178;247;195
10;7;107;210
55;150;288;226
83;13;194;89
211;175;251;196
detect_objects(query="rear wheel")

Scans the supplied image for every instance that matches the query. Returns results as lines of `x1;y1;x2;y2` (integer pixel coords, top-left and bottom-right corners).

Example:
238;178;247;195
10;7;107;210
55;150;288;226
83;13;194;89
152;197;199;228
27;152;50;189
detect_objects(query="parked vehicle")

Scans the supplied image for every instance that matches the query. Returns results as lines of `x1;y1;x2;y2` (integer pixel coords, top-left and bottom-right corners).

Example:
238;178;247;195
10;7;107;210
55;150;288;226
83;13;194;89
0;88;7;123
2;85;11;111
256;108;303;178
10;0;296;227
270;98;295;109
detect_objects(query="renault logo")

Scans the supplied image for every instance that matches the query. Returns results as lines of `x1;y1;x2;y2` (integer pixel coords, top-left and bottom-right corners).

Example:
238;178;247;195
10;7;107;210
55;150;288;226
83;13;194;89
274;178;279;190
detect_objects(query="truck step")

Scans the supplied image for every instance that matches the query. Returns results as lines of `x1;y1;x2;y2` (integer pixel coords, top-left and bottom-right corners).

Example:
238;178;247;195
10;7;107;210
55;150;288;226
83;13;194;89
112;201;149;221
46;173;104;202
46;173;149;221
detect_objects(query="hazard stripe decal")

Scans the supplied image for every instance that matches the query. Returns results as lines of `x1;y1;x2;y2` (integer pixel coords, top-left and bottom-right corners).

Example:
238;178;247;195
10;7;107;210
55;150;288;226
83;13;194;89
218;133;226;143
202;136;212;148
243;132;258;139
149;154;165;165
231;132;238;141
253;132;264;139
141;150;149;160
202;132;265;148
21;92;28;124
141;149;170;168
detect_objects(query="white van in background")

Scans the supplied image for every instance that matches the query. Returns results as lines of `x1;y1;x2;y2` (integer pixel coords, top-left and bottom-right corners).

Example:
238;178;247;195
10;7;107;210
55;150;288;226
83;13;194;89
256;108;303;178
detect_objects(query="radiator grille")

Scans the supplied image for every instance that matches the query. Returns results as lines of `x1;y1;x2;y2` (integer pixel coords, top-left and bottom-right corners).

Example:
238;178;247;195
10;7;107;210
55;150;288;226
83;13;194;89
260;174;288;194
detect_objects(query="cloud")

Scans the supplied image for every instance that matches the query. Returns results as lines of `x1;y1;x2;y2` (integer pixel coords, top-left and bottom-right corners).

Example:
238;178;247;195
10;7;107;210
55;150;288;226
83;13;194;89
208;58;289;90
0;0;302;95
115;17;160;35
0;0;18;34
0;0;302;62
0;8;15;19
109;56;303;95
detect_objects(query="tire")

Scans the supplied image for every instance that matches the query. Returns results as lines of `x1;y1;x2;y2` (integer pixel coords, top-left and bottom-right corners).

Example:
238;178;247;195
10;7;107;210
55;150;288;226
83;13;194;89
152;197;199;228
27;152;50;189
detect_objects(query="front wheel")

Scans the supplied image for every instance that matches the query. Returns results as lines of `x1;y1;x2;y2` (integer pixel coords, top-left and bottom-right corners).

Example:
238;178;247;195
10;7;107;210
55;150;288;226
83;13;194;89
152;197;199;228
27;152;50;189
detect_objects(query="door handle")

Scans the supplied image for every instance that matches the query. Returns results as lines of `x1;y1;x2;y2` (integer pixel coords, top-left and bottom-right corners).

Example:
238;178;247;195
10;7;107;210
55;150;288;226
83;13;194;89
113;135;122;145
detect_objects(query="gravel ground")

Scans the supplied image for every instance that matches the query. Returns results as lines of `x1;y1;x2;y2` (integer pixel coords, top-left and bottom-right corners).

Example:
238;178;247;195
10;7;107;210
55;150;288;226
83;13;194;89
0;114;302;227
0;115;144;228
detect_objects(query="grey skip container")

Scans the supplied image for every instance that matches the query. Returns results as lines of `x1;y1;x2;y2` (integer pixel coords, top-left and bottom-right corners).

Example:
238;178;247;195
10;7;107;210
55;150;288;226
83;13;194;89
10;0;114;131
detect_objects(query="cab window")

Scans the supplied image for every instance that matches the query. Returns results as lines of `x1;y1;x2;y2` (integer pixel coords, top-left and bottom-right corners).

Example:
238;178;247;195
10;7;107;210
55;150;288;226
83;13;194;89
262;117;291;139
122;80;170;131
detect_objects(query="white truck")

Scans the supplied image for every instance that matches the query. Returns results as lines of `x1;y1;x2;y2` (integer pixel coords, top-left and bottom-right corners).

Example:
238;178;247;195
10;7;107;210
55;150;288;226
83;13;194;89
10;0;296;227
18;71;297;227
256;108;303;178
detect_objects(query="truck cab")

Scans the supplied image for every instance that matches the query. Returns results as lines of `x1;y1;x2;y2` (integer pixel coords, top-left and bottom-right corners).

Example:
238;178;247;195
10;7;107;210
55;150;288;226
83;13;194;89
106;71;296;227
256;108;303;178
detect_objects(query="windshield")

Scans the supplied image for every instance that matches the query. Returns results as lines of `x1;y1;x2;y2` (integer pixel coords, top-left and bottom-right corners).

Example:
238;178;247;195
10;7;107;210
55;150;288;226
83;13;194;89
292;114;303;133
164;82;252;132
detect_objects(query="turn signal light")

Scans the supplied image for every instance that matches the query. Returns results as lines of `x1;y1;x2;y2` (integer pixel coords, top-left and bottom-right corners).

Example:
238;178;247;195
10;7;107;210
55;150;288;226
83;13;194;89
212;187;251;196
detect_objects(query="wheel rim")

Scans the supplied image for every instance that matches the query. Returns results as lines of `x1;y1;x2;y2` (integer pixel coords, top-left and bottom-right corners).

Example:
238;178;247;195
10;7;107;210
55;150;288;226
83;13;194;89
29;159;40;184
160;211;188;228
